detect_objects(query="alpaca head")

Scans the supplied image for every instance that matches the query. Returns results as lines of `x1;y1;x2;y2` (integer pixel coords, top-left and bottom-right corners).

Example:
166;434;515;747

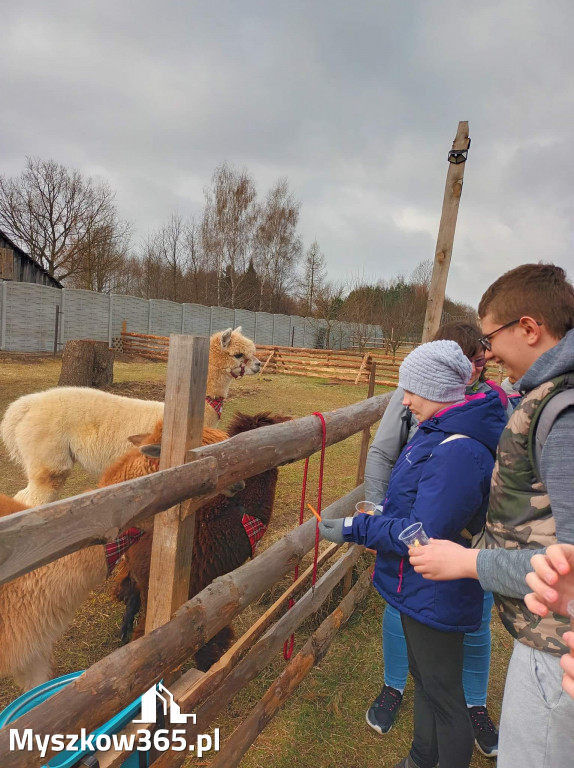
135;421;245;497
226;411;292;436
210;327;260;382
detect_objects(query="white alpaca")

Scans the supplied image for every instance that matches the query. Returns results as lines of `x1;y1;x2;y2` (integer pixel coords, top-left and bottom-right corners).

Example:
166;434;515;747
1;327;260;506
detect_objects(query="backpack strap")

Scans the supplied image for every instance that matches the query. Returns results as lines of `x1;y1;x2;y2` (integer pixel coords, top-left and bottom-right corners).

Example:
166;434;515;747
439;434;483;546
485;379;509;408
533;389;574;474
440;433;470;444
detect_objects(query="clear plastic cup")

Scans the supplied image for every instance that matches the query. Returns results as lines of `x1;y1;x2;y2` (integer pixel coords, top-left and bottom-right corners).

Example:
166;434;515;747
398;522;430;548
355;501;377;515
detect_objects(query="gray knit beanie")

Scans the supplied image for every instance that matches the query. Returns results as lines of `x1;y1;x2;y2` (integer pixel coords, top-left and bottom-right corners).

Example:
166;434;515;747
399;340;472;402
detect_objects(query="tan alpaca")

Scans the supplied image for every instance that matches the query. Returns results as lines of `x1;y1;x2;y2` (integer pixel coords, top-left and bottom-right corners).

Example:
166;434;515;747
0;424;229;691
1;327;260;506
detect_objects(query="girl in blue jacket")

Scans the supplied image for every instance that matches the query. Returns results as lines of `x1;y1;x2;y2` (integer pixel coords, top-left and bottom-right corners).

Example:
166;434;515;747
320;340;506;768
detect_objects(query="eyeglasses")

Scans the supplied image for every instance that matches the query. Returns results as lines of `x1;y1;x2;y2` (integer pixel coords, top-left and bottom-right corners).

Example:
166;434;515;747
479;318;542;351
470;356;486;368
479;319;521;351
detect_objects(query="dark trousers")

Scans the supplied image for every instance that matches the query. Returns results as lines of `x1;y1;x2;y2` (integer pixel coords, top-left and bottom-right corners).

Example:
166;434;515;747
401;613;474;768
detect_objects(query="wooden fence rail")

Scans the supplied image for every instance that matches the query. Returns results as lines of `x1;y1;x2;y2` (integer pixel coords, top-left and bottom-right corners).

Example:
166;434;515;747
210;565;373;768
0;485;367;768
0;393;391;585
121;331;503;383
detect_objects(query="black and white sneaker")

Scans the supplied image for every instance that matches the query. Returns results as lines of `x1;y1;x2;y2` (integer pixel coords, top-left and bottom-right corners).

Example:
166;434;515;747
365;684;403;734
469;705;498;757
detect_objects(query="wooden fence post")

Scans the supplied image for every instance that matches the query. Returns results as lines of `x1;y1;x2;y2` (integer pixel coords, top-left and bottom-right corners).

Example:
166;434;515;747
0;280;7;350
53;305;60;356
421;121;471;342
145;334;210;633
356;361;377;485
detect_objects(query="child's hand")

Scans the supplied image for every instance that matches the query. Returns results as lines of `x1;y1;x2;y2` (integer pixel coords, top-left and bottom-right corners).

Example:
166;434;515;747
525;543;574;618
408;539;479;581
318;518;346;544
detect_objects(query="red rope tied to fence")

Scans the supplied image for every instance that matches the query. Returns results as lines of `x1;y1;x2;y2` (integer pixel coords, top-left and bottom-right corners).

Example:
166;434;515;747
283;411;326;660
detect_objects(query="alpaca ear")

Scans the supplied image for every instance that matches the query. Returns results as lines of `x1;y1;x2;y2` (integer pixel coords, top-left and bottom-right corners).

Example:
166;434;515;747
140;444;161;458
128;433;149;446
233;325;242;334
220;328;233;349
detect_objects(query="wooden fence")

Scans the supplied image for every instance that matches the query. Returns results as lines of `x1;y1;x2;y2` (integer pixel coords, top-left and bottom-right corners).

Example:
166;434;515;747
0;333;391;768
121;331;503;386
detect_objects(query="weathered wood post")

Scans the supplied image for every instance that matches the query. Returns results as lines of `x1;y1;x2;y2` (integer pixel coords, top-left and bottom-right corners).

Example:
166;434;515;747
53;305;60;356
421;121;471;342
356;361;377;485
145;334;210;633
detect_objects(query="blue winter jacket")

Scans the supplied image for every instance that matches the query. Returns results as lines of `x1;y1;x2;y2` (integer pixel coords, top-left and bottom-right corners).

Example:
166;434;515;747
343;390;506;632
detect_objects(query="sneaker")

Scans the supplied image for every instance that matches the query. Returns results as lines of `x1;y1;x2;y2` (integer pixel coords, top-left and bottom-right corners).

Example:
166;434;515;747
469;705;498;757
393;758;417;768
365;684;403;734
393;756;433;768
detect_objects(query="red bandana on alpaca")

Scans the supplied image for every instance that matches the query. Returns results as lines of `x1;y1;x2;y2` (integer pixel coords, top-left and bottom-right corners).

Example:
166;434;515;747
241;513;267;557
205;395;224;419
105;528;144;574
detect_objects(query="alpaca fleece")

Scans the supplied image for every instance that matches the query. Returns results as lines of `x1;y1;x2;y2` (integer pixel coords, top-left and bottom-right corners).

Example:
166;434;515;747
113;411;290;670
1;326;260;506
0;424;227;691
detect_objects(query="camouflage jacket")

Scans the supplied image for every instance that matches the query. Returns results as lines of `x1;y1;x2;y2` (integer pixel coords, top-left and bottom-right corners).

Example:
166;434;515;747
485;373;574;656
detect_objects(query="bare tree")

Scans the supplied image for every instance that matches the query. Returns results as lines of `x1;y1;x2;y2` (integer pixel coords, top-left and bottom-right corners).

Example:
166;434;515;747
68;218;132;293
181;217;207;304
201;163;258;307
311;280;345;348
138;235;164;299
254;178;302;312
377;277;420;354
301;240;326;315
0;157;118;280
339;273;382;352
154;213;187;302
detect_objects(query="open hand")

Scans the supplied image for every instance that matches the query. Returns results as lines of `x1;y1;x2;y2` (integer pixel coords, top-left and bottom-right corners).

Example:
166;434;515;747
525;544;574;619
408;539;479;581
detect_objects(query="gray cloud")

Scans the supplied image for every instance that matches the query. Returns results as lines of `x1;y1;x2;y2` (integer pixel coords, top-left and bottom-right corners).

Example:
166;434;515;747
2;0;573;307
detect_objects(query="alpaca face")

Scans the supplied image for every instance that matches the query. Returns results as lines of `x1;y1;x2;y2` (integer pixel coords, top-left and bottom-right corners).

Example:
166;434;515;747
214;327;260;379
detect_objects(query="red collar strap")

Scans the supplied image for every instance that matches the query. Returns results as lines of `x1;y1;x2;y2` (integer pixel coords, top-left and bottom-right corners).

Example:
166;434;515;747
241;512;267;557
205;395;224;419
230;363;246;379
105;528;144;574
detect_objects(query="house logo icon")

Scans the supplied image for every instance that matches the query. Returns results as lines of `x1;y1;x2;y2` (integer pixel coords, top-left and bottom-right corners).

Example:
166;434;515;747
133;682;196;725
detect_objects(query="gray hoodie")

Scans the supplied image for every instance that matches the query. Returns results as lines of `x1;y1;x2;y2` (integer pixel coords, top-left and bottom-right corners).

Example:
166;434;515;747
476;327;574;598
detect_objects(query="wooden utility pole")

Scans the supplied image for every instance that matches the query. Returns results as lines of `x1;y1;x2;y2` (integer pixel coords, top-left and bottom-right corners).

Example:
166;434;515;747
421;121;471;342
145;334;210;633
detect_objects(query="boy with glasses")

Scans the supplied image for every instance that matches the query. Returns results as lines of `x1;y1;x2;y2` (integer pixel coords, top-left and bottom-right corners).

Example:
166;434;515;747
409;263;574;768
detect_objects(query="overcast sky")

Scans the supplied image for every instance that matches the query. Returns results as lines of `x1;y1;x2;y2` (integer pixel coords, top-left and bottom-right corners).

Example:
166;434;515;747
2;0;574;307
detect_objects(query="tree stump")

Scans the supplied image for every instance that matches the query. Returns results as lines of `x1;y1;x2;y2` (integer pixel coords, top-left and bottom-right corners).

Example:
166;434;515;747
58;340;114;388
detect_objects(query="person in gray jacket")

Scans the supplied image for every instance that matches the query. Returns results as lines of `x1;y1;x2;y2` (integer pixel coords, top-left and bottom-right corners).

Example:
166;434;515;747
410;263;574;768
364;322;507;758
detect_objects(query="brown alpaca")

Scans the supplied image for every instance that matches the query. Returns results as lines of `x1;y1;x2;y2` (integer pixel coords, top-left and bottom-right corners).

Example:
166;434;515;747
98;420;229;488
112;411;291;670
2;327;260;506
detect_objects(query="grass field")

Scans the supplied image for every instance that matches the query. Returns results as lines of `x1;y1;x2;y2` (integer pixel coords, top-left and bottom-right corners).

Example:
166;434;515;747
0;353;512;767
